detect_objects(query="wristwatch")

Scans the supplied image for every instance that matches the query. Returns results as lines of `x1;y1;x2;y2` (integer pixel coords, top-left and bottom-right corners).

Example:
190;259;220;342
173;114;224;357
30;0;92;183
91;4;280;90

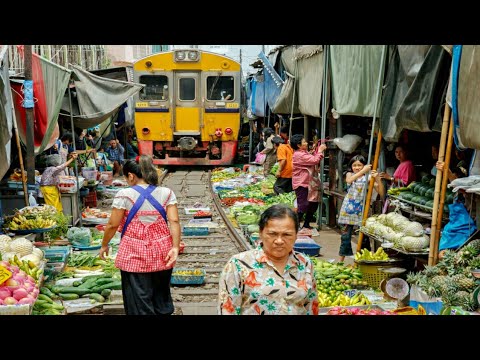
390;176;394;181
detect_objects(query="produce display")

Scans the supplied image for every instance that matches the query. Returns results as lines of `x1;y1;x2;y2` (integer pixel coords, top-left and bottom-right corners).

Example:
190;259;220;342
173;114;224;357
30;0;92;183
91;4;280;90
354;247;390;262
325;306;396;315
0;260;40;307
361;212;429;251
407;240;480;312
312;258;371;307
389;175;454;212
6;205;57;231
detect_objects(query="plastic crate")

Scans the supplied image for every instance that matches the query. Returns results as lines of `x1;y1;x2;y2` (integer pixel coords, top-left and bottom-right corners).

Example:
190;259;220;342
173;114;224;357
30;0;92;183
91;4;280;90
293;243;322;257
182;227;209;236
43;246;70;263
170;268;206;285
84;190;97;208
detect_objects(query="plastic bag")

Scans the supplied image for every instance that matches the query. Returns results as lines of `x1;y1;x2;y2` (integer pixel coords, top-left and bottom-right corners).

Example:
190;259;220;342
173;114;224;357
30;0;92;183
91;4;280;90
255;152;266;165
409;285;443;315
333;134;363;153
67;227;91;247
439;202;477;251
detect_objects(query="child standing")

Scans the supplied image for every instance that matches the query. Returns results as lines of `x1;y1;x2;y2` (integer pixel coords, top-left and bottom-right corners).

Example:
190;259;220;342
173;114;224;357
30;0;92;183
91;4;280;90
337;155;384;262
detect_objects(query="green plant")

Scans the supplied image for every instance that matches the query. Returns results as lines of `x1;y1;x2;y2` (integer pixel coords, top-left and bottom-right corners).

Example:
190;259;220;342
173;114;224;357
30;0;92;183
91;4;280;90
44;211;71;243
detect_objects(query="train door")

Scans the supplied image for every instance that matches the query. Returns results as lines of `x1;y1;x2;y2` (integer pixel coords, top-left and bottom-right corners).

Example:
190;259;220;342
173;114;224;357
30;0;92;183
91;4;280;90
173;72;201;133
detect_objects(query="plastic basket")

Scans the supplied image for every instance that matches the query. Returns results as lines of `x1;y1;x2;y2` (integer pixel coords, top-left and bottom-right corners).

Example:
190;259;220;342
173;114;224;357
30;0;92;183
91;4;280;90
293;243;322;257
356;262;397;289
182;227;209;236
170;268;206;285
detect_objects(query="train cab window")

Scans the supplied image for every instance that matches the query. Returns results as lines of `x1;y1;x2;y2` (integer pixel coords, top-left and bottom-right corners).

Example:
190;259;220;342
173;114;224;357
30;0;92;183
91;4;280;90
179;78;196;101
207;76;234;101
139;75;169;100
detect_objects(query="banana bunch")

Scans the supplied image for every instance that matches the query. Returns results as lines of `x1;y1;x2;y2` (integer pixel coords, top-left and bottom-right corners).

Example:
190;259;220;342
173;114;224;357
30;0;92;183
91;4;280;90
8;215;56;230
354;247;389;262
10;255;43;282
318;292;371;307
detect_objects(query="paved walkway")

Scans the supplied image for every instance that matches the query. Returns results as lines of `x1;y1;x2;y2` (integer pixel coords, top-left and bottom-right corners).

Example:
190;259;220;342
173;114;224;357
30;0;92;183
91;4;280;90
309;224;357;266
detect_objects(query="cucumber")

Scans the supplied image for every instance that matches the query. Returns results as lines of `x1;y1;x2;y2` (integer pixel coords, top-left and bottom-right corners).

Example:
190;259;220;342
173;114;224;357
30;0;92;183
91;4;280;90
95;278;116;286
37;294;54;303
52;287;92;296
91;281;122;292
73;281;82;287
58;293;80;300
40;287;56;298
81;274;112;282
100;289;112;298
89;293;105;303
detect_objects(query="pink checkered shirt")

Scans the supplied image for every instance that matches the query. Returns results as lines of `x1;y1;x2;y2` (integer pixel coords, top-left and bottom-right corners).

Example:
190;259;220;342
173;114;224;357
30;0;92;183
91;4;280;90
112;186;177;273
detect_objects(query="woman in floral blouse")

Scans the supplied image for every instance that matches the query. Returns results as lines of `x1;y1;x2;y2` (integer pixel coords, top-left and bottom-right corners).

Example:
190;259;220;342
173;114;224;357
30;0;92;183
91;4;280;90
218;204;318;315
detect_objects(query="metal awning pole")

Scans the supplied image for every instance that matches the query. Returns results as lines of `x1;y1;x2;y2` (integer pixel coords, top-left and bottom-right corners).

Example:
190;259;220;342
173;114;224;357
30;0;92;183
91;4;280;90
68;80;82;227
356;45;387;253
318;45;329;230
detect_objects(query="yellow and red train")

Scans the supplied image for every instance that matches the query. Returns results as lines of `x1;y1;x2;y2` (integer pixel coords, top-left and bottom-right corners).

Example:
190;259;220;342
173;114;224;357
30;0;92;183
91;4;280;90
133;49;242;165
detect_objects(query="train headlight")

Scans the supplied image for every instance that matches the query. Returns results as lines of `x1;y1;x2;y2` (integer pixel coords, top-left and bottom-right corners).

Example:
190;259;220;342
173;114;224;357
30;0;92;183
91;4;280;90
175;51;186;61
187;51;199;61
224;127;233;135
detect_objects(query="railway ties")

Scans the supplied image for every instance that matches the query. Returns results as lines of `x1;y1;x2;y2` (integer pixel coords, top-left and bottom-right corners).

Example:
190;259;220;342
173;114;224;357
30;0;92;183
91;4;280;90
160;168;251;315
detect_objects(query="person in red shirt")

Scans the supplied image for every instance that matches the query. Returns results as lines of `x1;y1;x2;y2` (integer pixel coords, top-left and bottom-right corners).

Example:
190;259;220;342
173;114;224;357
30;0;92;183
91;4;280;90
99;155;181;315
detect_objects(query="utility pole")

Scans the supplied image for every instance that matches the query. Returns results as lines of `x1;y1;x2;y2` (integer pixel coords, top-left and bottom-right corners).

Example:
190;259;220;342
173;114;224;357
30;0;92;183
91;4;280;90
262;45;265;53
23;45;35;199
239;49;242;67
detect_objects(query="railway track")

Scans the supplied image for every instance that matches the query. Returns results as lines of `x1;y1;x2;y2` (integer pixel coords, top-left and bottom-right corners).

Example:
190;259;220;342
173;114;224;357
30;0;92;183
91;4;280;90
160;168;251;315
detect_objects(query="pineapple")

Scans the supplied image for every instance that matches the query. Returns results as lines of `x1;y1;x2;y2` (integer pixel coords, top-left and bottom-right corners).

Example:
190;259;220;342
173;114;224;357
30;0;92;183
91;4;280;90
451;274;476;290
468;256;480;270
467;239;480;254
462;244;480;257
422;265;442;278
442;291;461;307
455;247;476;266
406;272;421;285
454;291;478;312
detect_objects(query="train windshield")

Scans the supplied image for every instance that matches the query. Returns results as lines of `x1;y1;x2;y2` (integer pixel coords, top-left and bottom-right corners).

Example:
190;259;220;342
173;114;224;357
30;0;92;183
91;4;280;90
207;76;234;100
139;75;168;100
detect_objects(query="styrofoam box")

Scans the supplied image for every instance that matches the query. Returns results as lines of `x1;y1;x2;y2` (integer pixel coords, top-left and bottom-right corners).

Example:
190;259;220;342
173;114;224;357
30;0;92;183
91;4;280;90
184;207;210;215
0;304;31;315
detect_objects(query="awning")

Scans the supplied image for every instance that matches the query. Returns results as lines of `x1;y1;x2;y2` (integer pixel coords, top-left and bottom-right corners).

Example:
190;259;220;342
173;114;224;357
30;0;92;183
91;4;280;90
10;53;71;155
60;65;143;129
0;46;14;180
380;45;451;142
330;45;384;117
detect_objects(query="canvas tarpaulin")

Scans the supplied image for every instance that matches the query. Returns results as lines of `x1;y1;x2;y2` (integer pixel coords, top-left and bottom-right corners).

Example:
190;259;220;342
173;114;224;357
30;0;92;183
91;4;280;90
62;65;143;129
258;52;284;111
272;46;300;114
330;45;384;117
295;45;323;117
380;45;451;142
0;46;14;180
250;72;265;117
453;45;480;150
11;53;71;155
